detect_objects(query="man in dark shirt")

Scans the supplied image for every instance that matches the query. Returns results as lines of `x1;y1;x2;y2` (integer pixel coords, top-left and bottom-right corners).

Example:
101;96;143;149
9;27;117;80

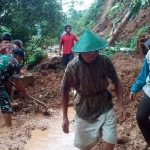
0;48;29;127
61;30;126;150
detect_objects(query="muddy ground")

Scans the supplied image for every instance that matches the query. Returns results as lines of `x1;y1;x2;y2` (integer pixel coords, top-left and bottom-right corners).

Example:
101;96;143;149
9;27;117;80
0;52;148;150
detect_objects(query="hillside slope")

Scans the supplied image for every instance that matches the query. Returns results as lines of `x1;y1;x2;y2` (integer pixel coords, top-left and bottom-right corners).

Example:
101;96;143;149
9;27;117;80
93;2;150;43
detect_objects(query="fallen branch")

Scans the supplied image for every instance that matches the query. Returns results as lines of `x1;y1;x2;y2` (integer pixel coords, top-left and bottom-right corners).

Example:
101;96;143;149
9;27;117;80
108;11;131;44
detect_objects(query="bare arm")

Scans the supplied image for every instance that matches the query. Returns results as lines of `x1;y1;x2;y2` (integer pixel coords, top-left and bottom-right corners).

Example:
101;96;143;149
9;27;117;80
114;80;126;122
114;80;124;107
59;36;63;56
61;64;73;133
59;43;62;56
61;92;69;119
61;92;70;133
13;78;29;97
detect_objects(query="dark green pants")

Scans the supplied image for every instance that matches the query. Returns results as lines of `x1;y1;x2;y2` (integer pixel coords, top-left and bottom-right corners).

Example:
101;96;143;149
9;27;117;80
0;84;12;113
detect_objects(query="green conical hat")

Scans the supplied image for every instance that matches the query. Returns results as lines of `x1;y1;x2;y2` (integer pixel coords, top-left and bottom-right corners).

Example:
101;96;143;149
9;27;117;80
72;30;108;52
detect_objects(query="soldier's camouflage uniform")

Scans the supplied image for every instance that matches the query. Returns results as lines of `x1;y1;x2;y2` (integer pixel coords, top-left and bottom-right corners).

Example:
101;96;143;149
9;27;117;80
0;54;20;113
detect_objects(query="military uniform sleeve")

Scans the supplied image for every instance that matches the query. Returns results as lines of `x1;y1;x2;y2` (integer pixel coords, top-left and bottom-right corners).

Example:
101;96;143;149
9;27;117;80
12;63;20;78
60;65;74;93
105;56;119;84
9;58;21;78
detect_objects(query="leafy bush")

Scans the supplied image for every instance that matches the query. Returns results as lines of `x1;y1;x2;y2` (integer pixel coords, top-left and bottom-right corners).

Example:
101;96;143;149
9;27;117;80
24;35;48;68
130;0;150;20
100;46;120;57
108;2;124;18
25;47;48;70
29;48;47;64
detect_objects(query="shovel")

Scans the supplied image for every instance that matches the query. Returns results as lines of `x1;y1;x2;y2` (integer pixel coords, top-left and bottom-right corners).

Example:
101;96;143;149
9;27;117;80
9;81;50;116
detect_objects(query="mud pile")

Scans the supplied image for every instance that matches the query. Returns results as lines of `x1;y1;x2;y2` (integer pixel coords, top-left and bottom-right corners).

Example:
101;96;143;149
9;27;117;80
110;52;143;104
28;70;62;108
116;6;150;42
111;52;145;150
25;70;73;111
93;52;146;150
12;68;74;115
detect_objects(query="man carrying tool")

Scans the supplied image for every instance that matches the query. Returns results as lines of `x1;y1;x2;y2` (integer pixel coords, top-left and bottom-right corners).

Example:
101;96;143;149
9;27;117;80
0;47;29;127
61;30;126;150
130;38;150;149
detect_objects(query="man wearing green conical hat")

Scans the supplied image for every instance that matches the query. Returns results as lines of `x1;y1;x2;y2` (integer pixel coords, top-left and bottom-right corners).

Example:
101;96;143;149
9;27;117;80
61;30;126;150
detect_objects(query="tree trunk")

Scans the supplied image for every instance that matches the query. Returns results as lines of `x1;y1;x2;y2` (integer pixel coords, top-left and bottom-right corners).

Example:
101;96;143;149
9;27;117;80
108;11;131;44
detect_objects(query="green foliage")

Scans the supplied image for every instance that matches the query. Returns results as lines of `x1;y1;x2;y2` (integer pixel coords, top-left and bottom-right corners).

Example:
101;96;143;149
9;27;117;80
130;0;150;19
100;47;120;57
0;0;66;66
115;41;126;48
0;26;11;34
28;47;47;65
66;0;105;36
127;36;137;49
108;2;124;18
24;36;48;65
0;0;65;43
127;25;149;49
108;0;150;28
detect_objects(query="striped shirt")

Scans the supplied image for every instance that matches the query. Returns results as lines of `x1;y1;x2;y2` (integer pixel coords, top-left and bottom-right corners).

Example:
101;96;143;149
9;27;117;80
61;54;119;120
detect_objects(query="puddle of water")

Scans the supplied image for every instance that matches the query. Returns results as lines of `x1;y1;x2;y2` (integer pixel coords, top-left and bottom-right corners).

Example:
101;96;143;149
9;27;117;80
25;107;78;150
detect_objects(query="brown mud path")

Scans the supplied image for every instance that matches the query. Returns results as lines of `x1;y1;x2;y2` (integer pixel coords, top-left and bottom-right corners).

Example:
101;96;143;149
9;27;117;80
25;107;77;150
0;52;148;150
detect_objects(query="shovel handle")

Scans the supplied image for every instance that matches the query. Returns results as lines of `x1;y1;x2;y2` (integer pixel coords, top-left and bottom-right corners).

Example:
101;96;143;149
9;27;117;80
9;81;48;111
29;95;48;110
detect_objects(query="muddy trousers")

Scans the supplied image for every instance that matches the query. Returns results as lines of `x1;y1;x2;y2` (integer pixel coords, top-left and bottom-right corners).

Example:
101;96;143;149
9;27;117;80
136;93;150;144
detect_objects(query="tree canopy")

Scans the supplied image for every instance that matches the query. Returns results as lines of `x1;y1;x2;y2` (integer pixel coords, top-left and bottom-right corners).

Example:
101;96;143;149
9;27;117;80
0;0;65;43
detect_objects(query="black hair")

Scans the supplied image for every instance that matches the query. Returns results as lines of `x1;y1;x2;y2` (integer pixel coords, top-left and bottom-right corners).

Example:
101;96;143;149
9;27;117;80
13;40;23;48
12;48;24;57
64;25;72;30
1;32;12;41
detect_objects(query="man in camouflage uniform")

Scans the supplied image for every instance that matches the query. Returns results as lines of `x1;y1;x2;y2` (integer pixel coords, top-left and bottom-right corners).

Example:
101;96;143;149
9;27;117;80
0;47;29;127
